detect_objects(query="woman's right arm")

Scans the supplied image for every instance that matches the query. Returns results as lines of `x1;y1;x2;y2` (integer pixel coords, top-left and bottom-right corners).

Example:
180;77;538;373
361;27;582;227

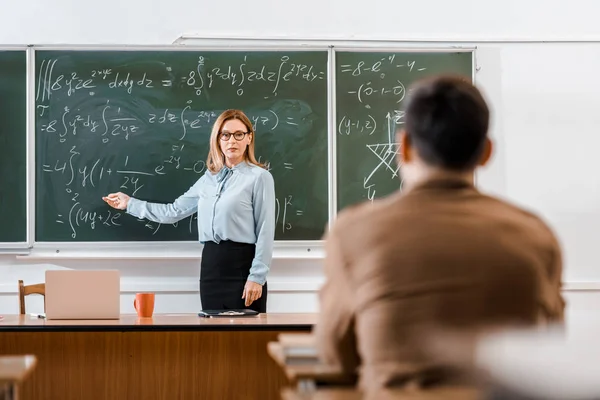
104;177;204;224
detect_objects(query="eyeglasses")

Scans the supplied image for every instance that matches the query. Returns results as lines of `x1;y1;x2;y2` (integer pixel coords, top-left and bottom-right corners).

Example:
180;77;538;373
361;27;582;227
219;131;249;141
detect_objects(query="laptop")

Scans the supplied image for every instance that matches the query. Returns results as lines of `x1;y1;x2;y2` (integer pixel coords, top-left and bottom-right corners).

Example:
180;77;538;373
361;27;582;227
45;270;120;320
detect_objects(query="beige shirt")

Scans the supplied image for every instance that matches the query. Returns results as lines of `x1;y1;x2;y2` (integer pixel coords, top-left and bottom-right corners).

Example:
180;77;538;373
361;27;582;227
314;178;565;391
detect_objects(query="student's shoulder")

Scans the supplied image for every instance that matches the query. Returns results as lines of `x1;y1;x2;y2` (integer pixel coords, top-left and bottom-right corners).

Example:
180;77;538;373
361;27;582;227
483;193;560;247
329;195;395;235
484;193;545;223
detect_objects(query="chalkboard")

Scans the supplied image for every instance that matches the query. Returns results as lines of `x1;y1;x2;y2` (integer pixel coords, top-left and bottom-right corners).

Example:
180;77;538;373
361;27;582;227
0;50;27;244
35;50;329;242
335;51;473;209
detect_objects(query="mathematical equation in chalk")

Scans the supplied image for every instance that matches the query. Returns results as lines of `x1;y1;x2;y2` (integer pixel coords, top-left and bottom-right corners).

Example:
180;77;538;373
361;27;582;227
38;103;298;145
338;111;405;136
42;151;297;191
43;144;304;238
338;56;427;77
36;55;325;104
57;193;303;239
337;55;430;109
346;80;407;108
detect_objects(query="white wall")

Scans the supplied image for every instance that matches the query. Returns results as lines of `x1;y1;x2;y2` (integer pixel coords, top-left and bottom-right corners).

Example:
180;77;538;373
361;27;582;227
0;259;324;314
1;0;599;44
2;0;600;324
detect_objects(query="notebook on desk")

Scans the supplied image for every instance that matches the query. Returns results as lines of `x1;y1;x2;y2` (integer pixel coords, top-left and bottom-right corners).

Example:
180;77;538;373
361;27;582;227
198;309;259;318
45;270;120;320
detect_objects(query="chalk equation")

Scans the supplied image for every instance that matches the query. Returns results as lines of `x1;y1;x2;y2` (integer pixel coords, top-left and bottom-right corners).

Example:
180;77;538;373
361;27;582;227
339;56;427;77
59;192;302;240
334;52;436;207
36;55;325;103
347;80;406;109
38;101;300;145
337;54;430;110
362;112;403;201
338;111;404;136
44;150;304;239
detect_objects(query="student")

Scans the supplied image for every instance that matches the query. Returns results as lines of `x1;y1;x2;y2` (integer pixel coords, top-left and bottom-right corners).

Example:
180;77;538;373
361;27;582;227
314;75;565;391
103;109;275;312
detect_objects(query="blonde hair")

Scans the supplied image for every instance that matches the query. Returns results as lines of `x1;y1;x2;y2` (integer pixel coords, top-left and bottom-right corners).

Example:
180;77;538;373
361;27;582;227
206;109;265;173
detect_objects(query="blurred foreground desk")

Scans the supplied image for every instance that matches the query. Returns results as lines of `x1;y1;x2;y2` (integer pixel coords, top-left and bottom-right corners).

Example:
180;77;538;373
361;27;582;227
0;356;37;400
281;387;483;400
0;313;315;400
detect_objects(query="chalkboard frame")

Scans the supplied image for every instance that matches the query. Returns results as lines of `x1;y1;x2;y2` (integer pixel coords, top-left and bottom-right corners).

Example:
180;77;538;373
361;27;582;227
28;44;334;258
331;46;476;211
19;42;476;259
0;46;31;252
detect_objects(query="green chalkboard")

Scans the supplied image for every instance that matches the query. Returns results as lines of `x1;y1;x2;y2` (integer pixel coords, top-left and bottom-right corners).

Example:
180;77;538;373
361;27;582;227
35;50;329;242
0;50;27;244
335;51;473;209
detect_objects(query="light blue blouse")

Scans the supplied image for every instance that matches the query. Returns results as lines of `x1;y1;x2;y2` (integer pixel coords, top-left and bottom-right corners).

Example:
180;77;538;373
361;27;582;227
126;162;276;285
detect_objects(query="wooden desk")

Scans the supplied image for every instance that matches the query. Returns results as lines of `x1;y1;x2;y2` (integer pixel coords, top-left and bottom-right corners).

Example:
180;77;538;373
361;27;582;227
268;335;483;400
267;342;348;390
0;313;315;400
0;356;37;400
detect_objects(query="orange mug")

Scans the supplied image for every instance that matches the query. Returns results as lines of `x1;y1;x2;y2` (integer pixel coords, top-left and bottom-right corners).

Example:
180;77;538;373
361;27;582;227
133;293;155;318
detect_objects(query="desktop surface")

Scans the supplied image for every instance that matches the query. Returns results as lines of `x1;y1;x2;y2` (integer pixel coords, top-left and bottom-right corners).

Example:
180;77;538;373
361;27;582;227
0;313;317;332
0;313;314;400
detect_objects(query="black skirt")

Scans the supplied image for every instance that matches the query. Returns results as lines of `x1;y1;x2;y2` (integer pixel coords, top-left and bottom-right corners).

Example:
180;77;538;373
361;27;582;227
200;240;267;313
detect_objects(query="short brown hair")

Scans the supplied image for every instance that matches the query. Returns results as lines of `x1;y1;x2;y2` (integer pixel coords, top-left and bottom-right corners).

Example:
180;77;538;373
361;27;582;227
403;75;490;171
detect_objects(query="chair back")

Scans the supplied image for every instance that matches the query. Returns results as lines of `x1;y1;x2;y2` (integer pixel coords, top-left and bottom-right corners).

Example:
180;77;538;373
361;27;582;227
18;280;46;314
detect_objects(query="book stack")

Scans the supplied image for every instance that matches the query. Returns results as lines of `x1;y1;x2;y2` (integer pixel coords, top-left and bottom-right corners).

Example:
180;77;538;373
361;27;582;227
276;333;320;365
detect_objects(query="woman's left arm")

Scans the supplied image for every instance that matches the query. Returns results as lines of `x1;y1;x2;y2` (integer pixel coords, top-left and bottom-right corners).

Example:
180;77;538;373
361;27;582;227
248;171;276;285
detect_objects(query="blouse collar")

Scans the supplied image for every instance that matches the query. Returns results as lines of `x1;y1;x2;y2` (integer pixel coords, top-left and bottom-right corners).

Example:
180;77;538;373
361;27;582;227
215;162;249;182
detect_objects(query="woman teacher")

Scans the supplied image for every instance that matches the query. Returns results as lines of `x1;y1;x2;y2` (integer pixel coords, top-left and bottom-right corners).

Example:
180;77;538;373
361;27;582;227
103;109;275;312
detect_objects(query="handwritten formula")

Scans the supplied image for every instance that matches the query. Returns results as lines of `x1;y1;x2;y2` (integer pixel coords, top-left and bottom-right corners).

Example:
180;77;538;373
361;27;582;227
335;51;473;208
